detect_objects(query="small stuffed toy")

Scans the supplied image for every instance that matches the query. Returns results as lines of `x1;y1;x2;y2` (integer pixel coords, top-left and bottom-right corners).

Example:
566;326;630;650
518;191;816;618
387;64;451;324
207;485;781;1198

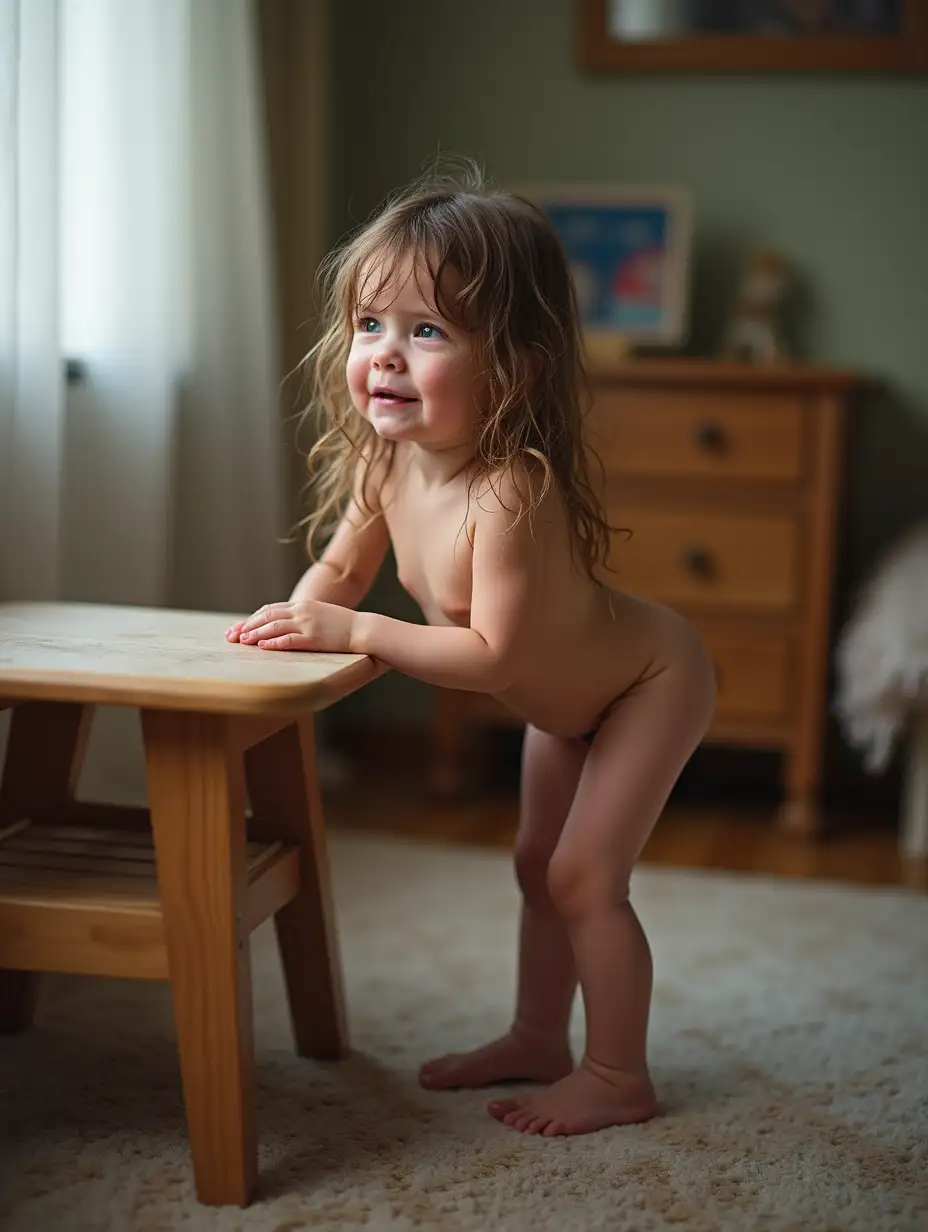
721;248;792;364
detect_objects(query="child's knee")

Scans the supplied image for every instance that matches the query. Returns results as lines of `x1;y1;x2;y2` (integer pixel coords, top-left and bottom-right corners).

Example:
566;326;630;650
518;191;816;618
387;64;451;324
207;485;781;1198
514;835;556;903
546;845;631;918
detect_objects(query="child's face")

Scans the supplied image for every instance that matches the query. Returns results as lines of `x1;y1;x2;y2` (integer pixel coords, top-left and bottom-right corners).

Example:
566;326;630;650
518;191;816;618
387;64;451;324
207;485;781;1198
346;255;481;451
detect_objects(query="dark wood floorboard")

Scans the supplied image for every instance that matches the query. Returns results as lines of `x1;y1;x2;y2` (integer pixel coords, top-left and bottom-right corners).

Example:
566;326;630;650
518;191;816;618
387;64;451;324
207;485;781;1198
324;766;926;892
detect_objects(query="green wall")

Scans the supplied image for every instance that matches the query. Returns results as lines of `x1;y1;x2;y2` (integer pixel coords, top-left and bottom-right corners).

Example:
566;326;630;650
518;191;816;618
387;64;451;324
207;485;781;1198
328;0;928;726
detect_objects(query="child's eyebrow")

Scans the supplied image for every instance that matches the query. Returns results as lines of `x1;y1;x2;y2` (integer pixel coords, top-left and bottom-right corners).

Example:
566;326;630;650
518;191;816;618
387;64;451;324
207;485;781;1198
355;301;446;319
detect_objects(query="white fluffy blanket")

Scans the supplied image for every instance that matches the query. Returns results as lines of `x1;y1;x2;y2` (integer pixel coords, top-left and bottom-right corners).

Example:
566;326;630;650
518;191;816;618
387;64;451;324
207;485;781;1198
835;523;928;771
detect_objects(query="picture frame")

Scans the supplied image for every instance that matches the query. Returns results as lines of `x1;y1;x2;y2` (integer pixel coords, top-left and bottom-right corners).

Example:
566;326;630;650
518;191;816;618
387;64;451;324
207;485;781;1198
518;184;692;352
578;0;928;73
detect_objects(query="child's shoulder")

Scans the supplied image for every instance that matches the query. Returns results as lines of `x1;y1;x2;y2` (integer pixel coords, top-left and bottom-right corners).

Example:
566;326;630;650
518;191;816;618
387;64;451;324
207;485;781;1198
472;456;552;524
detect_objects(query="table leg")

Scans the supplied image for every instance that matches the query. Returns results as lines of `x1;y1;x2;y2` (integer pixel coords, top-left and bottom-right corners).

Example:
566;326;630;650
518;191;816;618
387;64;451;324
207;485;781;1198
780;733;824;837
245;717;349;1060
428;689;470;798
142;709;256;1207
0;701;93;1032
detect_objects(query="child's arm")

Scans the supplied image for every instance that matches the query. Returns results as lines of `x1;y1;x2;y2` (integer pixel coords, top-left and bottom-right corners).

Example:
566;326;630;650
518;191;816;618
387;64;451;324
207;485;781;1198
288;492;389;609
351;470;538;691
238;468;542;692
227;458;389;641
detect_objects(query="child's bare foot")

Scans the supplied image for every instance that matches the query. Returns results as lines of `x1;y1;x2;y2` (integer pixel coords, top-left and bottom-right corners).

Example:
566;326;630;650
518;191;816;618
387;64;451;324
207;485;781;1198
487;1058;656;1135
418;1027;573;1090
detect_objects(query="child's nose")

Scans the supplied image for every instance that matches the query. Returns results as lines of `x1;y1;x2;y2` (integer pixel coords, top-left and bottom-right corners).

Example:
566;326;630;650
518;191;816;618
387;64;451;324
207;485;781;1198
373;346;404;371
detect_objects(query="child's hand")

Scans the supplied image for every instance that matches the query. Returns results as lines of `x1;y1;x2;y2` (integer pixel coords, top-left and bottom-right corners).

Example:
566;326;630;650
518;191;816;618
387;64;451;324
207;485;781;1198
225;620;245;642
232;600;357;654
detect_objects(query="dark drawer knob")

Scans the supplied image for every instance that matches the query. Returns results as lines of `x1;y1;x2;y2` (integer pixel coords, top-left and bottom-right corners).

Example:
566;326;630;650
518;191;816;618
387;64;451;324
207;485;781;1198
682;546;713;576
695;421;725;451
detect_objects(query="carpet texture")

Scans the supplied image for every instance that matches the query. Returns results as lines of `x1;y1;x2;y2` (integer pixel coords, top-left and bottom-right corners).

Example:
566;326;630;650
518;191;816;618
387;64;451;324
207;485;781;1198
1;831;926;1231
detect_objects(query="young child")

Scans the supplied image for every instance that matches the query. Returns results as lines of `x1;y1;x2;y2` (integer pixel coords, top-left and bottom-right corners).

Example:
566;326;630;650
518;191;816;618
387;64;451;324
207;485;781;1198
227;163;716;1137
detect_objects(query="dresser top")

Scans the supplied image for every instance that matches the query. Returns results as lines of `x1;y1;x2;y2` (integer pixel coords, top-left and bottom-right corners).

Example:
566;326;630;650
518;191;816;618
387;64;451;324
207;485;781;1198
588;357;860;392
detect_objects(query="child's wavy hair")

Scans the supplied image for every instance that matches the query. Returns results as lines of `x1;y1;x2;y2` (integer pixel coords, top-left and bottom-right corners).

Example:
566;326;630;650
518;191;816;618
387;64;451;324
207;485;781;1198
298;158;613;583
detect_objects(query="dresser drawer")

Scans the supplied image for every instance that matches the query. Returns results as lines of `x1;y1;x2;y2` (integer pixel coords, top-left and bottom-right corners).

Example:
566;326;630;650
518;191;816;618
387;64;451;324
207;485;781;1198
591;390;805;483
699;624;793;721
605;509;800;610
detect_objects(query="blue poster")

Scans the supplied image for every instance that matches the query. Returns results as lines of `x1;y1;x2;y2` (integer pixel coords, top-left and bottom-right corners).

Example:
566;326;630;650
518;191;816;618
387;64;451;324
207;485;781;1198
544;203;671;331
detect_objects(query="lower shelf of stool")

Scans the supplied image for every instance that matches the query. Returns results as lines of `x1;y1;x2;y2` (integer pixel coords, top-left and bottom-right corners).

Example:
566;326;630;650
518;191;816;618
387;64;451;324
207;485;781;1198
0;818;300;979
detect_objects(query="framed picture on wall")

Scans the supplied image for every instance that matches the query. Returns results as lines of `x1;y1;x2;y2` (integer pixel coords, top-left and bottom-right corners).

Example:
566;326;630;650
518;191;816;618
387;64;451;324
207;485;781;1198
578;0;928;73
519;184;692;352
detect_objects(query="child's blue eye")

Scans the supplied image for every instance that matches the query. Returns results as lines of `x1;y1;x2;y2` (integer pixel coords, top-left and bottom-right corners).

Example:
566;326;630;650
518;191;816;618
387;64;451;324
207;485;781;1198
415;323;445;340
357;317;380;333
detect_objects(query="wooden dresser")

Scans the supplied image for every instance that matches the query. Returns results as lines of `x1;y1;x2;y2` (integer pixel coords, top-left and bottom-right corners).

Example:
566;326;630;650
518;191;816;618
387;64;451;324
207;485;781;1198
429;359;858;834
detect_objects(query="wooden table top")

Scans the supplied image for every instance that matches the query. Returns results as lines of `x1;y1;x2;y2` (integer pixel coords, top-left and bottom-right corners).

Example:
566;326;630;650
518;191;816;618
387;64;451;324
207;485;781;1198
0;602;385;715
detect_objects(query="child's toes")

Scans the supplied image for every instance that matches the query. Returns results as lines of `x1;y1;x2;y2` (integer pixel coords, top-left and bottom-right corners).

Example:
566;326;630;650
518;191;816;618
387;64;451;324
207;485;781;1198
418;1062;448;1088
488;1098;519;1121
498;1103;530;1128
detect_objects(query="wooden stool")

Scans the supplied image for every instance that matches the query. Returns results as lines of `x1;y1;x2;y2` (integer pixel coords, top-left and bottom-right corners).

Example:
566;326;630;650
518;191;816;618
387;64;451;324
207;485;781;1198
0;601;383;1206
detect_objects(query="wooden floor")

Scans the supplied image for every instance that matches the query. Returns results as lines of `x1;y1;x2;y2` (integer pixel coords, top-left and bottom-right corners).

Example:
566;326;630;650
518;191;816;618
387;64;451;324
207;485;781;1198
325;767;926;893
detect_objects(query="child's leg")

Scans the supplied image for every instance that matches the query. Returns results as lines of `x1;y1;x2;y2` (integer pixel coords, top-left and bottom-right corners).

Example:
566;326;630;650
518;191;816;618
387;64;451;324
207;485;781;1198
418;726;587;1089
490;645;716;1135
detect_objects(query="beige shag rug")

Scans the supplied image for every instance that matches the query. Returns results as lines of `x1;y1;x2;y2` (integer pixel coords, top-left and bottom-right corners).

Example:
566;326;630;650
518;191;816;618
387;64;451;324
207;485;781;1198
1;831;926;1232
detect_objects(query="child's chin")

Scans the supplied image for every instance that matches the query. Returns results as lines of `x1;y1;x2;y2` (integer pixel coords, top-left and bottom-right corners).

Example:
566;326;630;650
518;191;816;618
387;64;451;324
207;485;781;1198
370;416;419;441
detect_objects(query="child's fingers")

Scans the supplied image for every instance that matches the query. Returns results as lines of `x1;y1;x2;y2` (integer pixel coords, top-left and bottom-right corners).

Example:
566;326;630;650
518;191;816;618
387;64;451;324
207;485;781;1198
239;603;291;635
256;633;315;652
240;617;295;644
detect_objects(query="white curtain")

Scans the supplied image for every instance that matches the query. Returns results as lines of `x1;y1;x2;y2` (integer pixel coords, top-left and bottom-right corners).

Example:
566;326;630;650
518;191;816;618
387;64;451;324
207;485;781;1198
0;0;65;600
1;0;287;799
170;0;287;614
0;0;286;611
